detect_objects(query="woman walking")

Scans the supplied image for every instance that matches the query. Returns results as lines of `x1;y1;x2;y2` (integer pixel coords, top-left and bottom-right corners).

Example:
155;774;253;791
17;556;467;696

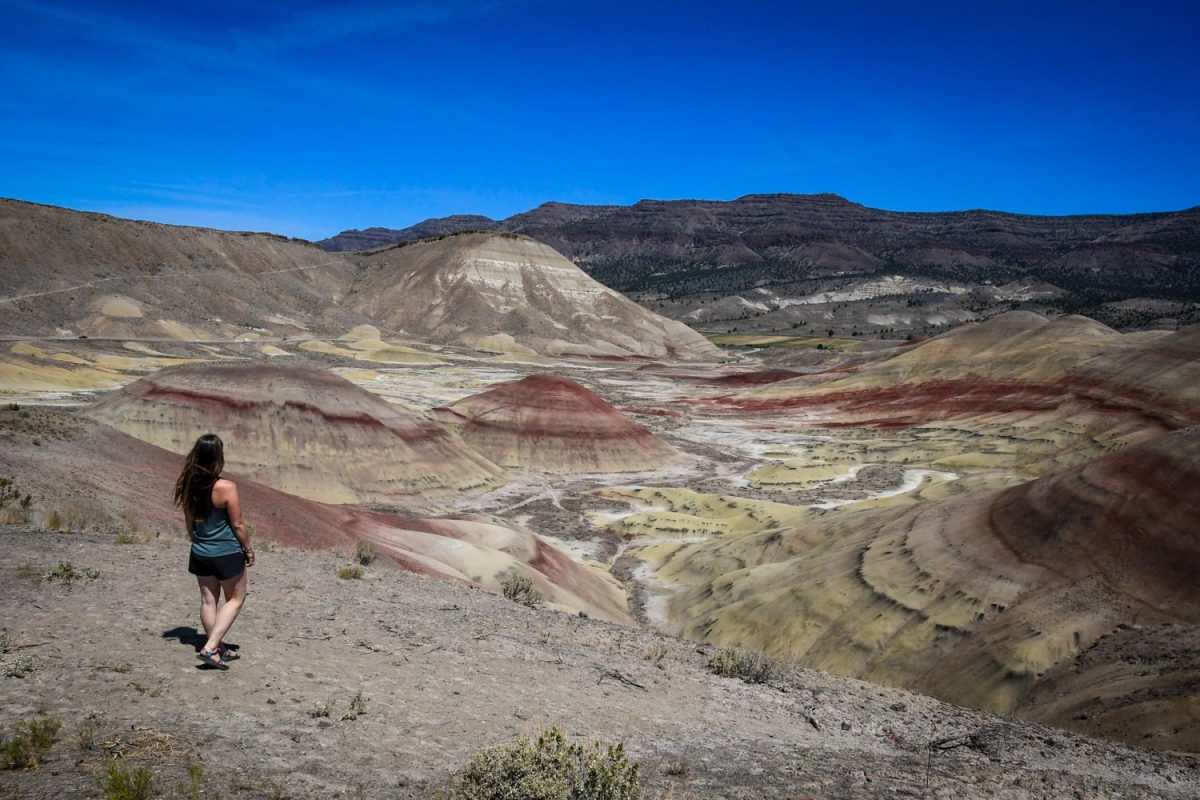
173;434;254;670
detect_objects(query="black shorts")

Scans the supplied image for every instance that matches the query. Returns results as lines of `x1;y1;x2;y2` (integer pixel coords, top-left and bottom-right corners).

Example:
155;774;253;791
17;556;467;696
188;550;246;581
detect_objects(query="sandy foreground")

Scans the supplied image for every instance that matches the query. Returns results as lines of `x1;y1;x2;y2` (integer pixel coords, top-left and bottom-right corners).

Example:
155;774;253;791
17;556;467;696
1;528;1197;799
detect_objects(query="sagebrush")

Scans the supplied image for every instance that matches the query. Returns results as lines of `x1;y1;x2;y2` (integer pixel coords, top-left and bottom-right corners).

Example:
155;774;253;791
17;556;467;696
341;691;368;721
43;561;99;584
501;569;543;607
101;760;155;800
446;725;642;800
0;715;61;770
706;647;780;684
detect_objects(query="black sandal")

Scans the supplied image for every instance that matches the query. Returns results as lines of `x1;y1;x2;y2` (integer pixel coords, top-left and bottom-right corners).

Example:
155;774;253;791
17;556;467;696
218;644;240;661
197;649;229;670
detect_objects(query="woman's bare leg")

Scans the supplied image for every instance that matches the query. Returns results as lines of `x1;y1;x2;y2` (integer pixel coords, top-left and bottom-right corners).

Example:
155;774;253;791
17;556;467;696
197;576;220;640
201;570;247;654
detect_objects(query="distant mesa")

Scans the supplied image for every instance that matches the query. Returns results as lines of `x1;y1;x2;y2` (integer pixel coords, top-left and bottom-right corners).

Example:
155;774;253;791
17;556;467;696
317;193;1200;339
346;231;720;360
436;373;680;474
84;363;503;506
320;214;499;251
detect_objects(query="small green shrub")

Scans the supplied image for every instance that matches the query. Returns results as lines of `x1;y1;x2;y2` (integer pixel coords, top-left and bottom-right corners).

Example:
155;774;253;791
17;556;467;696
355;540;376;566
308;701;331;719
101;760;155;800
114;530;138;545
3;652;38;678
501;569;543;608
0;715;62;770
446;725;642;800
341;691;367;721
337;565;363;580
706;647;779;684
43;561;99;585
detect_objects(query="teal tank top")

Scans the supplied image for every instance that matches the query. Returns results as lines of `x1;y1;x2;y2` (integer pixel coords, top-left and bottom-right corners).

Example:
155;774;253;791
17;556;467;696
191;505;242;558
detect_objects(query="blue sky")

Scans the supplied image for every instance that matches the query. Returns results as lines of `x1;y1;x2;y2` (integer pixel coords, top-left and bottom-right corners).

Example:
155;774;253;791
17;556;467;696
2;0;1198;239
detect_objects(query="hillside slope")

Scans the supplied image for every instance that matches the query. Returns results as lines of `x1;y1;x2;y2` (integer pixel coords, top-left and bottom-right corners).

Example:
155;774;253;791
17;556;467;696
0;408;630;622
0;200;717;360
345;232;720;359
1;528;1196;799
436;374;681;473
627;428;1200;752
84;363;504;507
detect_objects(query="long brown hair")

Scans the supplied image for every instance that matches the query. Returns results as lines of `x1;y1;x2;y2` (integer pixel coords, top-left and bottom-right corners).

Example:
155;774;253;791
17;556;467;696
174;434;224;519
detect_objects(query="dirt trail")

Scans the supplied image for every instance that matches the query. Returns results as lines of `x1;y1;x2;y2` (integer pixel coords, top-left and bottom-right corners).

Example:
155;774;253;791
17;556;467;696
1;528;1197;799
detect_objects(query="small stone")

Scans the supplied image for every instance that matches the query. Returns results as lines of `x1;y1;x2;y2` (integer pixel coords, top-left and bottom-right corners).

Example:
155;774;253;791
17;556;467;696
890;702;907;712
841;721;852;731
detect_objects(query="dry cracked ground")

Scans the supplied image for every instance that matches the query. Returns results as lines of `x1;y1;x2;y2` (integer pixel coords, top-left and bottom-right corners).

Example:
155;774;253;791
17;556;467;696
2;528;1198;800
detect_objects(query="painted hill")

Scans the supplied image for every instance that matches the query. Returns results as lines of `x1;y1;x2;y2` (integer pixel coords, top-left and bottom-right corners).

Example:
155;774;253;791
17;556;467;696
83;363;504;507
622;430;1200;752
344;232;720;360
0;411;630;622
730;312;1200;436
436;374;680;473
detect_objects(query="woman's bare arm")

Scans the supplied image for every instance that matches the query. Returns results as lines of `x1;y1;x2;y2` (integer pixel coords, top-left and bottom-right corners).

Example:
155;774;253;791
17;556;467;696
218;480;254;566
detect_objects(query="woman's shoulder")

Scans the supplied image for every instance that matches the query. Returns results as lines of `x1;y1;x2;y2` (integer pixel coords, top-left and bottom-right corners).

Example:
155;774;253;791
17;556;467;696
213;478;238;495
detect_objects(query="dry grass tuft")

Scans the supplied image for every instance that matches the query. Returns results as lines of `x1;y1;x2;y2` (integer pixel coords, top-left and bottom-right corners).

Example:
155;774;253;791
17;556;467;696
643;643;669;664
99;728;186;762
